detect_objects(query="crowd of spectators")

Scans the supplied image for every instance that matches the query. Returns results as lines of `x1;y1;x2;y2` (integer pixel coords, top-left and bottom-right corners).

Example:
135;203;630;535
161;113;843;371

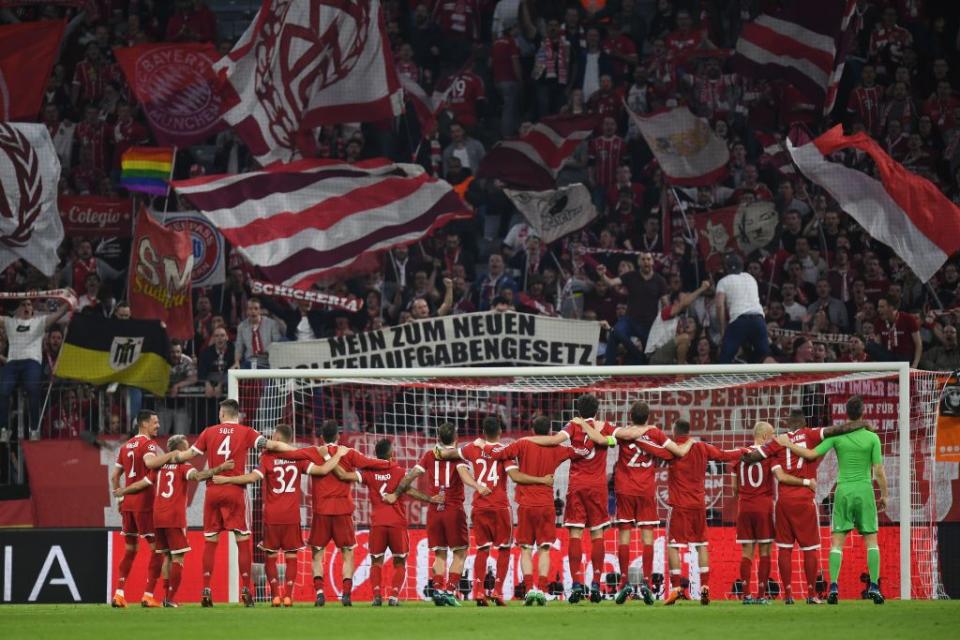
4;0;960;443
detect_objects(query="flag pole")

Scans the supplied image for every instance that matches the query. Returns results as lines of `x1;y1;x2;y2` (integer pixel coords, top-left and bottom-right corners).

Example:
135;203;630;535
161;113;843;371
160;146;178;224
669;186;700;284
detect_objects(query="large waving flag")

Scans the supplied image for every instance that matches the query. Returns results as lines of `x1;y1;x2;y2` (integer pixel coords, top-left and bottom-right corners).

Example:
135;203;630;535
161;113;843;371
172;158;472;289
215;0;403;166
787;125;960;283
733;0;858;114
114;42;224;146
628;106;729;186
477;114;599;190
0;20;64;121
0;123;63;276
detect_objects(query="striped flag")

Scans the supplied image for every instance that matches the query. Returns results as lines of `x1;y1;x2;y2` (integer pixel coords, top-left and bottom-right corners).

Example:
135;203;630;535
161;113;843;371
120;146;174;195
477;114;600;190
172;158;472;289
733;0;858;115
787;125;960;282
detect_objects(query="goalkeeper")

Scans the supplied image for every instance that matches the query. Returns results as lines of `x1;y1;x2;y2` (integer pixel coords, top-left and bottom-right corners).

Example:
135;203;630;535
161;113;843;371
776;395;888;605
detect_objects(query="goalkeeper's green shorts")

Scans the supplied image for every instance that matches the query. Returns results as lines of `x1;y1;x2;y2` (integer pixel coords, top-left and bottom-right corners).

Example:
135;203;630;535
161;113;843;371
831;483;879;534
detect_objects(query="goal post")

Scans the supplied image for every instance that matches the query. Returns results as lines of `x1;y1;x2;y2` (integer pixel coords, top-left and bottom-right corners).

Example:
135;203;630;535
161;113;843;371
228;362;945;602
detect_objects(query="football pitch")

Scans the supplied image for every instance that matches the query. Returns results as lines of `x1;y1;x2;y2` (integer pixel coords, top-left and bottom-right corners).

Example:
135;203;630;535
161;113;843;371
1;601;956;640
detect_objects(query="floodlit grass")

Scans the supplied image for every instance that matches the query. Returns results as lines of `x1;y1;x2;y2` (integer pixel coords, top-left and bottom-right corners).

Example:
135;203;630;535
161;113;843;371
1;600;957;640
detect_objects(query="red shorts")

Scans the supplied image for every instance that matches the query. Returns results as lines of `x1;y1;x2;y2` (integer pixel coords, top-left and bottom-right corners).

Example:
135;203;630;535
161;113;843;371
563;485;609;530
203;493;249;536
121;511;154;538
736;508;775;544
260;523;304;553
308;514;356;549
369;526;409;557
775;498;821;550
516;505;556;547
615;494;660;527
472;508;512;548
154;527;190;554
667;507;707;547
426;508;469;550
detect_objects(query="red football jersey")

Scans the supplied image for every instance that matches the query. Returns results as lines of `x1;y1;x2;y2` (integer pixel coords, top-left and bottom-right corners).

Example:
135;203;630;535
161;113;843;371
485;439;577;507
457;442;517;511
116;434;160;513
254;452;310;526
731;448;774;512
614;426;674;497
288;445;391;516
152;462;195;528
360;463;407;529
763;427;825;501
667;438;744;509
191;422;263;481
561;418;618;490
415;447;465;514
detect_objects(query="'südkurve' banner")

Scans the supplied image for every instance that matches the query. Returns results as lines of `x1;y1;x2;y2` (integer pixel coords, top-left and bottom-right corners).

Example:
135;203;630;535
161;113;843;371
269;311;600;369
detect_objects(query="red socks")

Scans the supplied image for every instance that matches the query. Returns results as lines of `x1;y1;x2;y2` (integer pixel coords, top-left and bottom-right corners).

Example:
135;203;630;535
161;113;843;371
285;555;298;597
144;551;163;597
371;563;383;596
778;547;793;593
590;538;605;584
117;548;137;590
237;538;252;592
568;537;583;584
495;549;510;594
740;557;753;594
803;550;819;595
167;562;183;602
700;567;710;589
758;556;771;596
264;555;279;597
642;544;654;586
343;577;352;596
447;572;461;593
474;547;490;595
391;560;406;596
617;543;631;588
202;540;217;589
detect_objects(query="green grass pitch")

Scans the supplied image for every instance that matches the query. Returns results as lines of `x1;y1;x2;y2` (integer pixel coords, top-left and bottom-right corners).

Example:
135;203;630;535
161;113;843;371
2;601;957;640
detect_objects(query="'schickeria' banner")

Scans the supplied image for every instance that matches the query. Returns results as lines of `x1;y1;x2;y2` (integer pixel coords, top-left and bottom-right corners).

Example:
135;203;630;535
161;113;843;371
269;311;600;369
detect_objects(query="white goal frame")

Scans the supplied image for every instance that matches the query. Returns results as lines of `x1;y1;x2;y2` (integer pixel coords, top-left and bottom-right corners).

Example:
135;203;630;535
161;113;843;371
228;362;915;601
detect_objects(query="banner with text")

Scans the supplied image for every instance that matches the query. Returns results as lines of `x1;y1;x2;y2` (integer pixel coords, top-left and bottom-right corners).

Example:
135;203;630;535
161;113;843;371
269;311;600;369
58;195;133;237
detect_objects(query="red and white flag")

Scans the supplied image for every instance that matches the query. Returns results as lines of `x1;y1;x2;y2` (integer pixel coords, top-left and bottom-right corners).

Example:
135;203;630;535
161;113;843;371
734;0;858;114
128;207;194;341
0;123;63;276
629;106;729;186
477;114;599;190
0;20;64;121
172;158;472;289
215;0;403;166
399;75;438;138
114;43;224;147
787;125;960;283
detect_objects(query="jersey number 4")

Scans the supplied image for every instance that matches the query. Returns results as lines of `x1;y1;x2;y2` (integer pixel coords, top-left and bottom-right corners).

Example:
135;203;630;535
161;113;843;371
217;436;231;459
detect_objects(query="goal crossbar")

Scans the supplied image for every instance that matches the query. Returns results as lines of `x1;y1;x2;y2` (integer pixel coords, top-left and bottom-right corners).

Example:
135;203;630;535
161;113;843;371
228;362;914;601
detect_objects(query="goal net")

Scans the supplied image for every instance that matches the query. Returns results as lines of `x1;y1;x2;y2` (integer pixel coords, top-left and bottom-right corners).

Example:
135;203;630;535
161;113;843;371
230;364;947;603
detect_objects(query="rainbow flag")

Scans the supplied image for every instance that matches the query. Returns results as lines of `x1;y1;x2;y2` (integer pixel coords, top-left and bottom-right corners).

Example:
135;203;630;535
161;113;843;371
120;147;174;195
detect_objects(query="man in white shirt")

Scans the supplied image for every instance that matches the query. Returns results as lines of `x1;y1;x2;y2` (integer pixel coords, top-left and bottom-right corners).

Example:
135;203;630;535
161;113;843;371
1;298;71;434
715;254;771;363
